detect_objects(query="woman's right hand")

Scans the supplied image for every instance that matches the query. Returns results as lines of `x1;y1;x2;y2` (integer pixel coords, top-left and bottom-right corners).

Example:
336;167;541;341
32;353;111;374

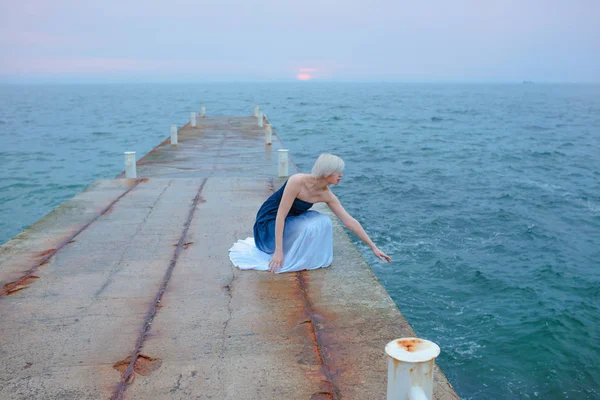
269;249;284;273
372;246;392;263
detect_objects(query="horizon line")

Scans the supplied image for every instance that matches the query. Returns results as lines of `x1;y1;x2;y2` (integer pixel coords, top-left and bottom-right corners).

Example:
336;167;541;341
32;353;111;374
1;80;599;85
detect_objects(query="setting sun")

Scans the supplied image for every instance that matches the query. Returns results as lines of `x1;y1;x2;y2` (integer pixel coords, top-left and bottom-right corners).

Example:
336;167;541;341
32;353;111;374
296;67;318;81
296;73;312;81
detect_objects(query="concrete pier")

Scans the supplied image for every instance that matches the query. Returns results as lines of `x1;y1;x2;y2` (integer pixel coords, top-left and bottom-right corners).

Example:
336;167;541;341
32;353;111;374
0;115;459;399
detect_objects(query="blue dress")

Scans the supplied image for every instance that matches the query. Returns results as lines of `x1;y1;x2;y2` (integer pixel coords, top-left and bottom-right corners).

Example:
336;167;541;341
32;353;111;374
229;181;333;273
253;181;314;254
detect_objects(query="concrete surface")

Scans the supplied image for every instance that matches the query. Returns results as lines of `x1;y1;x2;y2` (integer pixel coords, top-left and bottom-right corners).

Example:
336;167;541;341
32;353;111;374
0;116;459;399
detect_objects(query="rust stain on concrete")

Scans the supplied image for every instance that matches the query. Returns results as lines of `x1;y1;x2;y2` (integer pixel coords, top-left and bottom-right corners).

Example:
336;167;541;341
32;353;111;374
0;179;146;300
110;178;208;400
296;272;341;400
113;354;162;380
2;275;40;296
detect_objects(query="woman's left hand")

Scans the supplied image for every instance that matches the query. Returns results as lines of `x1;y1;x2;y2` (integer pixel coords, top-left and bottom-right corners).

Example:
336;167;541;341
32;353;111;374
269;249;284;273
372;247;392;263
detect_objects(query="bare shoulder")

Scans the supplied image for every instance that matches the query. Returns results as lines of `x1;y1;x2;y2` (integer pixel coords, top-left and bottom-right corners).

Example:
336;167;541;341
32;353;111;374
286;174;306;188
323;187;340;204
283;174;307;196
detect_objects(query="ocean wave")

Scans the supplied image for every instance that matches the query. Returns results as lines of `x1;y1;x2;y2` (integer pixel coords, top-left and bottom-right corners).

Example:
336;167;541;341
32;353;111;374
559;142;575;148
520;180;600;215
520;179;564;193
521;224;558;241
531;151;554;157
447;339;483;358
524;124;551;131
401;184;433;197
579;198;600;215
1;182;40;190
446;108;480;116
533;264;565;279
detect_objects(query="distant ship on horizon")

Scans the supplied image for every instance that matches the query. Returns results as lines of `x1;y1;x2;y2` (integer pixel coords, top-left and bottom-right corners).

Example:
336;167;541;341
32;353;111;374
522;80;535;84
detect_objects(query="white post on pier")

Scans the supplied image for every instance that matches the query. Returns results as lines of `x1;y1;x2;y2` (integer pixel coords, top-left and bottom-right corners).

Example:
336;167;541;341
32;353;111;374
190;112;197;127
124;151;137;179
277;149;289;177
258;111;264;127
253;105;259;117
385;338;440;400
265;124;272;145
200;106;206;118
170;124;178;145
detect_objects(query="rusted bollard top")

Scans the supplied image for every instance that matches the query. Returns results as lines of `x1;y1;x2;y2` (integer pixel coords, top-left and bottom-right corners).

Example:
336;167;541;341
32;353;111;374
385;337;440;363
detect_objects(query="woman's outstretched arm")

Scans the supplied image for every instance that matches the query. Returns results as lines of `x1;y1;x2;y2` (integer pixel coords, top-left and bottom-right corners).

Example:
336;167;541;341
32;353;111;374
326;194;392;263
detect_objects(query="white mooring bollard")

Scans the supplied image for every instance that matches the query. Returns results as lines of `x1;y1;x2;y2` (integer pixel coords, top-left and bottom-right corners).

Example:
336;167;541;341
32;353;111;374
253;105;259;117
277;149;289;177
385;338;440;400
170;124;178;145
200;106;206;118
124;151;137;179
190;112;197;127
258;111;264;127
265;124;272;145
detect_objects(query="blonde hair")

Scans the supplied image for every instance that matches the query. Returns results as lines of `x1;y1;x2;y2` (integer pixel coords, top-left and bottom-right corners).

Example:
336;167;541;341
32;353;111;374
311;153;345;178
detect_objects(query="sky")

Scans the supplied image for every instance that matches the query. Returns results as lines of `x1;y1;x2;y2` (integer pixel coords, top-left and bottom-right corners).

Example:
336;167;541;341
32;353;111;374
0;0;598;83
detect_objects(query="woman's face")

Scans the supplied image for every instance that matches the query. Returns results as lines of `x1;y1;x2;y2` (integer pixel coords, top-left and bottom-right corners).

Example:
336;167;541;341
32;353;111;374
327;172;343;185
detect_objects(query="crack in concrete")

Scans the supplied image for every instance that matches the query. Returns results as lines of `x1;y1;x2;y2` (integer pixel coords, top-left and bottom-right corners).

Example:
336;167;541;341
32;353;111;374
94;179;174;298
221;275;235;344
209;134;229;177
110;178;208;400
0;179;146;300
169;373;182;393
217;257;237;393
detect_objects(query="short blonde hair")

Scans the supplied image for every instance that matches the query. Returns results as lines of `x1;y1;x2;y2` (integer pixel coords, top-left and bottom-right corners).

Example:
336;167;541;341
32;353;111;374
311;153;345;178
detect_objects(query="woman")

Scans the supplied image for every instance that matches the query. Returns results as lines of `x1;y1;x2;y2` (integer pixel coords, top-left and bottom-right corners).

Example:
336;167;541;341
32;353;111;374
229;153;391;273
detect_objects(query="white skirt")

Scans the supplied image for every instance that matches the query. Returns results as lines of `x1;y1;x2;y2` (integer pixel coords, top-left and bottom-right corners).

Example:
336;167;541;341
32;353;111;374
229;210;333;273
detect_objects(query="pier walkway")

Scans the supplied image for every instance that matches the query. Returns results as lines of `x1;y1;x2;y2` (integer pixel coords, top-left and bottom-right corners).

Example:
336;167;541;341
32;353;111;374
0;115;458;399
